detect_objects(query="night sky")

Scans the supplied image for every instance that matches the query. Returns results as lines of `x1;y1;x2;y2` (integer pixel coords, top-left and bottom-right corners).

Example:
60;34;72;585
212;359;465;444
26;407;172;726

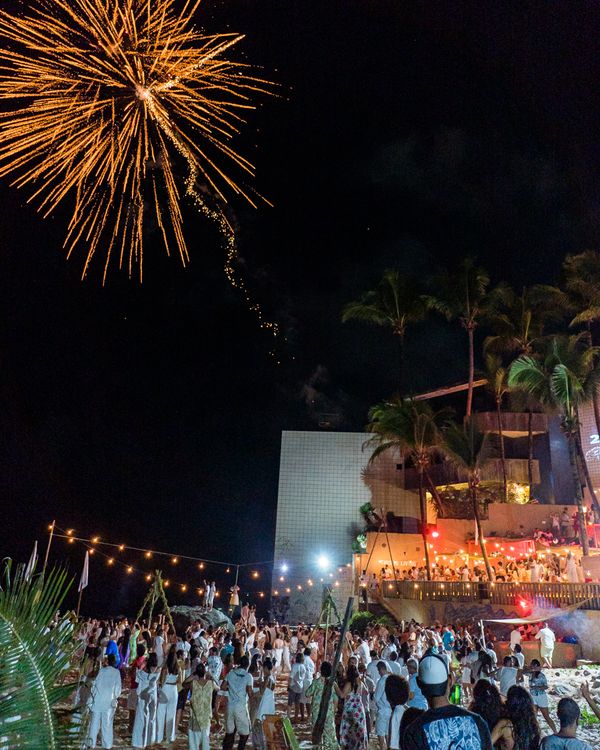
2;1;600;614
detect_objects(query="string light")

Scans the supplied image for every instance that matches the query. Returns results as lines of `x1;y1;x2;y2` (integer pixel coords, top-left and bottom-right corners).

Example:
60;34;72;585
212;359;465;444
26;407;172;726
164;580;170;587
91;537;100;544
127;566;133;573
68;537;75;544
107;558;114;566
171;557;179;565
66;529;74;536
145;574;152;582
145;551;153;559
198;563;204;570
89;548;95;555
181;584;187;592
252;571;259;579
118;544;125;552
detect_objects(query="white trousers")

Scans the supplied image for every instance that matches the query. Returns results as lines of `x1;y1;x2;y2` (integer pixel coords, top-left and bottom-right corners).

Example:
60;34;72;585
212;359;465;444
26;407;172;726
87;708;115;749
226;702;251;736
156;682;178;743
131;696;157;748
188;726;210;750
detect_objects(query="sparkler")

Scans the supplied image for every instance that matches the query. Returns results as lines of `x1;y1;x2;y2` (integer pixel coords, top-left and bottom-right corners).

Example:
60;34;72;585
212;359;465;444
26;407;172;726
0;0;280;346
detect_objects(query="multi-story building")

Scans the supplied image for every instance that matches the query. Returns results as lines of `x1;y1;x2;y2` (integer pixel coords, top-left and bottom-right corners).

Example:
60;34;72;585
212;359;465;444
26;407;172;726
272;401;599;622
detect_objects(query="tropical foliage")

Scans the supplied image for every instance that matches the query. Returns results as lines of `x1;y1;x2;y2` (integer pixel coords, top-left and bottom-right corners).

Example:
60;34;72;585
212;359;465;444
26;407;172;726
0;562;82;749
365;398;448;579
439;418;495;581
509;335;600;553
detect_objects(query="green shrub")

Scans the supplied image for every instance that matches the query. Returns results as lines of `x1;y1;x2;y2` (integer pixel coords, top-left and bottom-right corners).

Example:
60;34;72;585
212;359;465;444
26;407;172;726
348;611;375;635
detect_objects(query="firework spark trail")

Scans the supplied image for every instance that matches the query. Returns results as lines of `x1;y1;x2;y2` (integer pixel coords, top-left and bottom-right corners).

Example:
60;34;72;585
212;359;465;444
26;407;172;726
0;0;280;352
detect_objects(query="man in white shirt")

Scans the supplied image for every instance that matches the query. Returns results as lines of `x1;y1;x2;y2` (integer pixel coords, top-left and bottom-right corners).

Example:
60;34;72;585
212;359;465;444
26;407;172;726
536;621;556;668
366;651;381;685
374;661;391;750
356;637;371;666
509;625;522;652
223;655;254;750
86;654;122;749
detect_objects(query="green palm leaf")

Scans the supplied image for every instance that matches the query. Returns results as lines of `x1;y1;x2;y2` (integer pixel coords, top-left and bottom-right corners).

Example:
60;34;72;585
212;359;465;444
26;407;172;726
0;562;84;749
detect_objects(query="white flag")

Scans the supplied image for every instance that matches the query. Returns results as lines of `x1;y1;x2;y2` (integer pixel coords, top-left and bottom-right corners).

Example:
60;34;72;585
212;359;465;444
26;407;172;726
78;551;89;592
24;541;38;581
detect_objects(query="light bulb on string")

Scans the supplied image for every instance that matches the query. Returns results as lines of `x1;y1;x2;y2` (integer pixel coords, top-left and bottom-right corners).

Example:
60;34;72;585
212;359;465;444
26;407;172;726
171;557;178;565
127;566;133;573
118;544;125;551
107;558;114;566
145;551;152;558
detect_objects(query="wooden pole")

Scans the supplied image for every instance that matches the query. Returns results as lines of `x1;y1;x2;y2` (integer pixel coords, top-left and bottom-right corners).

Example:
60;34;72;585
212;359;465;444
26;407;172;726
312;597;354;746
42;520;55;577
76;587;83;618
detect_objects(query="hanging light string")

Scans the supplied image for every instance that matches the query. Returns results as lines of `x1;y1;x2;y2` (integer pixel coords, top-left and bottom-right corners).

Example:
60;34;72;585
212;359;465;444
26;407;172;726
52;524;273;568
50;523;352;598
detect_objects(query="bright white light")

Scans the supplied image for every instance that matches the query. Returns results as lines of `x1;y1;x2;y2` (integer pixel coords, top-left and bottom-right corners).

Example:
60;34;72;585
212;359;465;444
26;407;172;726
280;563;289;573
317;554;330;570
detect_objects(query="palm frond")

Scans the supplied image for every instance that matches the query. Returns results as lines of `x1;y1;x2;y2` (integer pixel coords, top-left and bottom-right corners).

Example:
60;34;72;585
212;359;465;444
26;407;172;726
508;355;551;405
0;562;84;749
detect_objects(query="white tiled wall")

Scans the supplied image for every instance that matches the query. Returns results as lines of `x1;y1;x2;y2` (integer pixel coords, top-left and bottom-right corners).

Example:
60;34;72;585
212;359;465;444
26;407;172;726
272;431;419;621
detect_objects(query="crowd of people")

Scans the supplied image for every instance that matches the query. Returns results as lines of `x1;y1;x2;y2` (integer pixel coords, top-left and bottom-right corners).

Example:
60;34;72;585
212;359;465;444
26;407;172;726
73;611;600;750
370;549;584;588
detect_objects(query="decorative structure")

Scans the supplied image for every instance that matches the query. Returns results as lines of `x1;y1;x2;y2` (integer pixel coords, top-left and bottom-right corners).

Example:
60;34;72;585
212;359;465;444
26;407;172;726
136;570;174;632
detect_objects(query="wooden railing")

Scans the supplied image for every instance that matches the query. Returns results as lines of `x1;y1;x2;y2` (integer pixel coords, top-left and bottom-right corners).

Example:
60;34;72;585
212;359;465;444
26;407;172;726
381;580;600;610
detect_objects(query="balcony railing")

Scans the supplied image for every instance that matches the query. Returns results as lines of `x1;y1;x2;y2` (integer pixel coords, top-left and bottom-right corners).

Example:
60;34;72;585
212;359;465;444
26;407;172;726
381;579;600;610
403;458;540;489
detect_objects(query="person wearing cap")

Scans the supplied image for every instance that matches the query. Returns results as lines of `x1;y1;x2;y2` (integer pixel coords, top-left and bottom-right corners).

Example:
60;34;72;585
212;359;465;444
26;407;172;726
400;654;492;750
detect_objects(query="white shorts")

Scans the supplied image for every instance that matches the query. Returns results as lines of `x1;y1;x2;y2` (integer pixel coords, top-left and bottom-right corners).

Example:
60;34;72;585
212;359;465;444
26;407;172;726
226;703;251;736
532;693;549;709
375;708;391;737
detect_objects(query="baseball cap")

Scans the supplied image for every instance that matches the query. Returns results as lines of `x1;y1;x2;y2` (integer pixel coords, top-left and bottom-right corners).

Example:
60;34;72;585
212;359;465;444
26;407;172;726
418;654;449;685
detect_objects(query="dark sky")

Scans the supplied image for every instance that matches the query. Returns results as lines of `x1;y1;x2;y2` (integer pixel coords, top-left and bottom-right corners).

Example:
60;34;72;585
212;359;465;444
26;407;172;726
2;0;600;613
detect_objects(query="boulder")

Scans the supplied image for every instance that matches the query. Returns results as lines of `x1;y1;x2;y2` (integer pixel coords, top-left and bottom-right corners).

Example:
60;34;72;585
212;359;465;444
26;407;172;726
170;605;234;634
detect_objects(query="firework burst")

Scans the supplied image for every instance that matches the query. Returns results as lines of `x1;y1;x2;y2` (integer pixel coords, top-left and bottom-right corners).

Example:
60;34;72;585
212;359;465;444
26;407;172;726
0;0;274;285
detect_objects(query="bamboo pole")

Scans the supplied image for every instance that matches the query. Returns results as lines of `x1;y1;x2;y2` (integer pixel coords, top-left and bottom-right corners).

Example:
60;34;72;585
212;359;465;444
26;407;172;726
312;597;354;746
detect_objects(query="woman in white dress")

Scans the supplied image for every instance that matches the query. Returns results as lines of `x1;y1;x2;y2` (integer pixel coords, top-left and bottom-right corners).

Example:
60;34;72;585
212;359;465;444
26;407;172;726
566;552;579;583
156;645;181;744
132;653;160;748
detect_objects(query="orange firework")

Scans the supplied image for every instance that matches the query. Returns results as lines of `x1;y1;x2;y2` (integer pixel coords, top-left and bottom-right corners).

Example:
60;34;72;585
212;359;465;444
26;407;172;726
0;0;273;282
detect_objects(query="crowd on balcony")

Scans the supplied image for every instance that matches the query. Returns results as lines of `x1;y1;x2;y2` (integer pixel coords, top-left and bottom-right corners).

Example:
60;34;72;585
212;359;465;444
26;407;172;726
373;548;584;589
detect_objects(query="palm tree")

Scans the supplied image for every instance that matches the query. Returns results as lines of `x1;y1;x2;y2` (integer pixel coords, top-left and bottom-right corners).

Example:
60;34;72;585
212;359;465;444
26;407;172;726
483;354;510;502
342;269;428;389
563;250;600;438
425;258;490;417
484;282;568;358
365;399;448;580
509;335;600;555
0;561;83;749
440;418;495;582
484;282;569;499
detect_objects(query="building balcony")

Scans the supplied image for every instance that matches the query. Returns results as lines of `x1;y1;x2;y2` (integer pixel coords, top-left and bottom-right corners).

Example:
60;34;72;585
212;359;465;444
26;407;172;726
471;411;548;438
404;458;540;489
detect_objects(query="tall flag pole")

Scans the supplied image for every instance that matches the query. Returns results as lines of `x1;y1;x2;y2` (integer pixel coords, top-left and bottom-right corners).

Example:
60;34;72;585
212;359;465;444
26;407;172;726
42;520;55;576
76;550;89;617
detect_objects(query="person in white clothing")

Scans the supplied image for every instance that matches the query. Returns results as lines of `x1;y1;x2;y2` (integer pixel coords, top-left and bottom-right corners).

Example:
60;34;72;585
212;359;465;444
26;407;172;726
356;637;371;666
300;647;315;717
86;653;122;749
153;627;165;668
287;652;307;721
132;653;160;748
374;661;391;750
207;581;216;610
223;654;254;750
509;625;522;652
535;621;556;668
156;646;181;744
